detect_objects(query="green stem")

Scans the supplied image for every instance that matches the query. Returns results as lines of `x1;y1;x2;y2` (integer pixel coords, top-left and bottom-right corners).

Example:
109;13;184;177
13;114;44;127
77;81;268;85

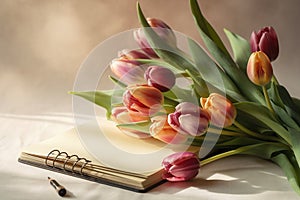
272;75;279;85
208;127;245;137
201;145;254;166
262;85;276;114
188;128;245;147
234;121;283;143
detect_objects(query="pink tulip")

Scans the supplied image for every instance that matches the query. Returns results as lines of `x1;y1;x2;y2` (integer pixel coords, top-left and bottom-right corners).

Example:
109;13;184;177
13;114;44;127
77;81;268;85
123;85;164;116
200;93;237;128
168;102;210;136
250;26;279;61
134;18;177;57
150;115;188;144
110;50;149;84
144;66;176;92
162;152;200;182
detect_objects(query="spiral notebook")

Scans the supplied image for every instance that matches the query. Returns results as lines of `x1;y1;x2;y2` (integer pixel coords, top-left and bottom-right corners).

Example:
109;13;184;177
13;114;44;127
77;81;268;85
18;118;198;192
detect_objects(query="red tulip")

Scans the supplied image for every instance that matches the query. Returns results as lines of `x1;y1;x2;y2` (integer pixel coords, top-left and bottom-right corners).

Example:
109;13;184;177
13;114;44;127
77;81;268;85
162;152;200;182
250;26;279;61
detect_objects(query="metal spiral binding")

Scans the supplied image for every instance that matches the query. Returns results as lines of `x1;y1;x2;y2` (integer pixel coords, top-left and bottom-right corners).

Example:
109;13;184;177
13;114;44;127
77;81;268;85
45;149;91;175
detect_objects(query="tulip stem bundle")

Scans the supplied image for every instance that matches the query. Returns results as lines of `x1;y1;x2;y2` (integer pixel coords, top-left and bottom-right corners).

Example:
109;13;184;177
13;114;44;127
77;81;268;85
70;0;300;195
233;121;282;143
200;142;288;166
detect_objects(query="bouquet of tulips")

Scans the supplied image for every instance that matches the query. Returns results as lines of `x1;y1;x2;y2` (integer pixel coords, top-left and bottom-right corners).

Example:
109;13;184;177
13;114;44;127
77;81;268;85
70;0;300;195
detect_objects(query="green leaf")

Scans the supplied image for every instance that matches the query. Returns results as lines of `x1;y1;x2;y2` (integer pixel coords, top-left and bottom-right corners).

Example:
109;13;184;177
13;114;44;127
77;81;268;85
269;79;286;109
276;84;300;126
216;137;265;147
289;128;300;174
189;0;264;104
202;142;289;166
109;76;127;88
185;69;209;98
117;121;151;134
224;29;251;72
187;38;246;102
137;3;197;74
293;97;300;110
69;90;123;118
272;103;300;130
189;0;229;56
163;85;196;104
135;58;184;75
272;153;300;195
235;102;291;145
235;109;274;134
200;31;265;104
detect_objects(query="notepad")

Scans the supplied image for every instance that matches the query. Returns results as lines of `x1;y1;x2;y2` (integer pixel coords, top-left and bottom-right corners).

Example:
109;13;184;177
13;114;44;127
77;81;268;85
18;118;199;192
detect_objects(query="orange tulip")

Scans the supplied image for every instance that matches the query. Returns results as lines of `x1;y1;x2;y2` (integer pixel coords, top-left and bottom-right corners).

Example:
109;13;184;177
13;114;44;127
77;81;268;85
123;85;164;116
247;51;273;86
200;93;236;128
150;116;188;144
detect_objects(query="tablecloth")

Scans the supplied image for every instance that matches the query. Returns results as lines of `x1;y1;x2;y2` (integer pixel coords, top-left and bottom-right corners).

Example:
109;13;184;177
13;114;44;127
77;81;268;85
0;113;298;200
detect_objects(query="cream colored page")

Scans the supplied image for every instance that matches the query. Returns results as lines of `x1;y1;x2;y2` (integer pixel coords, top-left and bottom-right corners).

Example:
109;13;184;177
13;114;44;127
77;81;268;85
21;117;198;173
21;127;100;164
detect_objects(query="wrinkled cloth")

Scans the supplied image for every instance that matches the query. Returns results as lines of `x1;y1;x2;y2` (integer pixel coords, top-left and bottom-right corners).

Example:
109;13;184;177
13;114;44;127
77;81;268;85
0;113;298;200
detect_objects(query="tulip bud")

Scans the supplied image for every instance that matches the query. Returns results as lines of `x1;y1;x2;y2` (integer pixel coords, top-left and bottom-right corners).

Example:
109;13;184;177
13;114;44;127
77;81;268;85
150;115;188;144
144;66;176;92
134;18;177;57
123;85;164;116
111;107;150;138
247;51;273;86
250;26;279;61
110;50;149;84
162;152;200;182
168;102;210;136
200;93;236;128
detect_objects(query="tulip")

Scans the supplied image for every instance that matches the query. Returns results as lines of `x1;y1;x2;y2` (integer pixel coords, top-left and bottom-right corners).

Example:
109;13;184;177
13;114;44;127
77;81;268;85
144;66;176;92
200;93;236;128
150;115;188;144
247;51;273;86
162;152;200;181
111;107;150;138
134;18;177;57
168;102;210;136
123;85;164;116
110;50;149;84
250;26;279;61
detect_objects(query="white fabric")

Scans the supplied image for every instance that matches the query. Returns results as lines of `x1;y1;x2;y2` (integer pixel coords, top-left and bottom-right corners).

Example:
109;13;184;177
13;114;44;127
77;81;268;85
0;113;298;200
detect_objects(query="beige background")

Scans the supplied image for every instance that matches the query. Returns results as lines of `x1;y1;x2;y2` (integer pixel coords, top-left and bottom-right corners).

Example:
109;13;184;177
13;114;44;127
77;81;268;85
1;0;300;115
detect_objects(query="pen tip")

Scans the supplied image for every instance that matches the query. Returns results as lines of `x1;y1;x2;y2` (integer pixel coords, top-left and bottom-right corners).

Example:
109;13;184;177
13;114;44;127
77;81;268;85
48;177;51;180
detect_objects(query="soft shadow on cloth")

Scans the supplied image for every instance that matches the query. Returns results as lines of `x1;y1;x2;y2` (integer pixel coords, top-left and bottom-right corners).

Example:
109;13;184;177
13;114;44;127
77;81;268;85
151;155;289;195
